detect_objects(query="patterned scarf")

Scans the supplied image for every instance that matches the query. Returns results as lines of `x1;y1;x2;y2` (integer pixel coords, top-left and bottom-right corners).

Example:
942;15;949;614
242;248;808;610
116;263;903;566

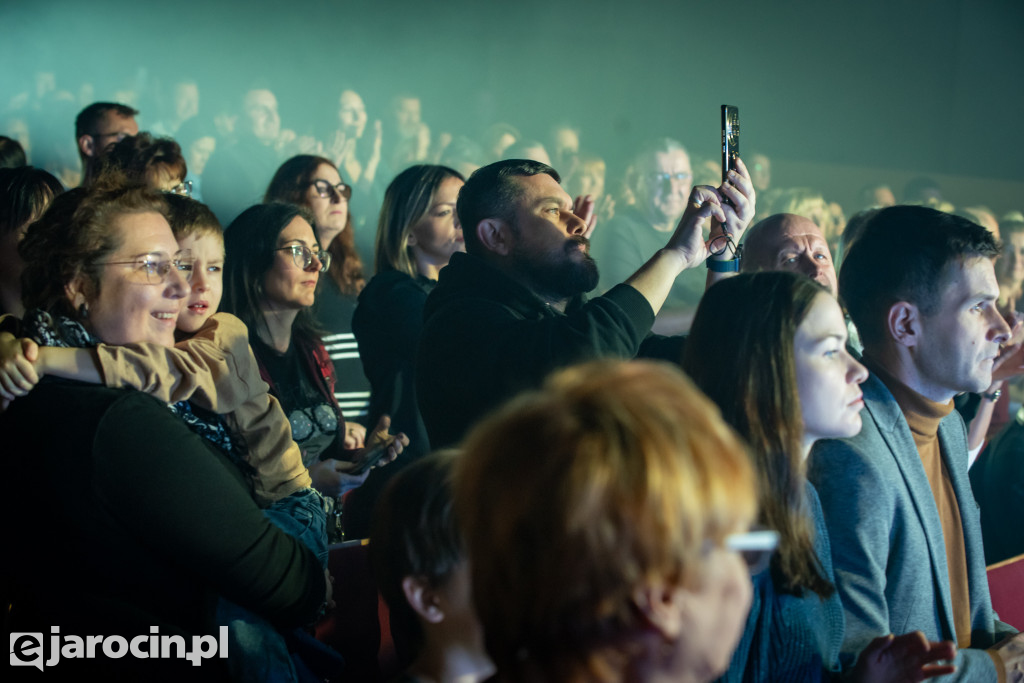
23;308;252;477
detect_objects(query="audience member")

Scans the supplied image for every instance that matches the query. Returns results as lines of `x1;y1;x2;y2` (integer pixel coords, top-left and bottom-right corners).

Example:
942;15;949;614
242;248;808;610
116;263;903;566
174;116;218;201
370;451;493;683
684;271;955;683
502;139;551;165
903;175;943;206
264;155;372;425
416;157;752;448
0;166;63;317
454;359;758;683
347;164;466;537
591;138;715;334
749;151;772;192
2;182;326;679
98;133;190;194
969;407;1024;565
565;153;615;224
0;135;27;168
741;213;838;295
481;122;520;161
808;206;1023;682
74;101;139;186
859;183;896;209
221;202;405;513
202;88;285;224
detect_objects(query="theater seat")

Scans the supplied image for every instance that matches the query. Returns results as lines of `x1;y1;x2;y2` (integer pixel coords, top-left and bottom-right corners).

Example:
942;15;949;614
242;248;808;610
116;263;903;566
987;553;1024;630
314;539;399;681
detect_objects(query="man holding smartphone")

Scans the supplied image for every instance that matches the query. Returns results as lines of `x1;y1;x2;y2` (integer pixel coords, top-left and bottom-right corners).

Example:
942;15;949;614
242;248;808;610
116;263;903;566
415;156;754;449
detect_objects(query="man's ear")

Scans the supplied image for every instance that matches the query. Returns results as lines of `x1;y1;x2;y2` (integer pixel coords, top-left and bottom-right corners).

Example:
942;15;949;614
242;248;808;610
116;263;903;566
887;302;920;349
78;134;95;159
632;583;686;640
402;575;445;624
476;218;513;257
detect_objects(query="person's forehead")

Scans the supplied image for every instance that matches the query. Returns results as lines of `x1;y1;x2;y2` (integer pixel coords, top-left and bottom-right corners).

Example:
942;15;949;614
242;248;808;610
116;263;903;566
775;217;828;248
651;150;690;171
340;91;364;108
940;256;998;302
515;173;570;205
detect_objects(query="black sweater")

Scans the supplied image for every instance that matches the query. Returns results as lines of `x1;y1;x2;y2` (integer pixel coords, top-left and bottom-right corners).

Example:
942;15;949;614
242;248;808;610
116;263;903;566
415;252;685;448
2;380;325;679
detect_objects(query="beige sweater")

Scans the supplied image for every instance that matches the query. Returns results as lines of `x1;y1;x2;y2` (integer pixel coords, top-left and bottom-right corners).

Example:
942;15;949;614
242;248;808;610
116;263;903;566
94;312;311;503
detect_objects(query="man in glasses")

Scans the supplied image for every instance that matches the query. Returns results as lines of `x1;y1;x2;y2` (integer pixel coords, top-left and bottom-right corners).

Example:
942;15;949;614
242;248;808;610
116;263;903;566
416;157;754;449
74;102;139;186
590;138;707;334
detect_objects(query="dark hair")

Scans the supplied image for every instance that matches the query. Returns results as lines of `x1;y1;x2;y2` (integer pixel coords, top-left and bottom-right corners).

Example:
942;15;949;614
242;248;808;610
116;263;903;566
0;166;64;237
375;164;465;276
163;193;222;242
837;208;879;264
683;271;834;598
264;155;364;295
97;133;187;190
456;159;560;255
74;102;139;139
20;178;167;318
222;202;320;340
370;450;463;663
0;136;27;169
839;205;1000;349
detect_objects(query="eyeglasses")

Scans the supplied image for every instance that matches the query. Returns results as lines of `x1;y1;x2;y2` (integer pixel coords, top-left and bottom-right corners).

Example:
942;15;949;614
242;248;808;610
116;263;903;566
650;171;693;185
274;244;332;272
310;179;352;200
97;250;194;285
725;528;780;575
167;180;193;197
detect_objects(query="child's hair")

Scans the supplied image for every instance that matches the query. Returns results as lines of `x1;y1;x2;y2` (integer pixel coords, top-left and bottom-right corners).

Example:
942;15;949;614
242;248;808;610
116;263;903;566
163;193;223;242
370;450;463;664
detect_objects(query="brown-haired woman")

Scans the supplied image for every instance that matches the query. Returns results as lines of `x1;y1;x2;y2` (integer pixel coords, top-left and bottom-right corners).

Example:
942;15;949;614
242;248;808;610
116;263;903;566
265;154;372;432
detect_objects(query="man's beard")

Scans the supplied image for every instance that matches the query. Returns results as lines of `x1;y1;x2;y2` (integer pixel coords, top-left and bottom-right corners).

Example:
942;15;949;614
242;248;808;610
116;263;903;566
513;236;600;302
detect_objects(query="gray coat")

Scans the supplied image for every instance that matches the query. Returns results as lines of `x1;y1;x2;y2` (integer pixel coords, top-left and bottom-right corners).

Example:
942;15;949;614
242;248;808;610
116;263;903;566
808;371;1017;682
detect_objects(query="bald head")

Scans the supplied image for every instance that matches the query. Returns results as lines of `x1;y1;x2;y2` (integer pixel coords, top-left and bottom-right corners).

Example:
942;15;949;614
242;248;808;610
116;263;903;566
741;213;838;295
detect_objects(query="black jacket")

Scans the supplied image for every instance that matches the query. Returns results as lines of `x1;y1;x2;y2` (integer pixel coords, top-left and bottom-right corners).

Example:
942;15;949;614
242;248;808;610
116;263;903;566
416;252;684;448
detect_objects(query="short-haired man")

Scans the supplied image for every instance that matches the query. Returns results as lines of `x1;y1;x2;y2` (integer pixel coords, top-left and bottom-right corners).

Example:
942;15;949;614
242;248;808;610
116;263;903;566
741;213;838;295
75;102;139;186
808;206;1022;682
416;157;753;448
590;138;704;333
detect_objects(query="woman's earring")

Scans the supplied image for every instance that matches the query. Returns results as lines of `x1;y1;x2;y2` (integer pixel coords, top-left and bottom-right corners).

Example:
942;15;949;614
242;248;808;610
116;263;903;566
78;302;89;319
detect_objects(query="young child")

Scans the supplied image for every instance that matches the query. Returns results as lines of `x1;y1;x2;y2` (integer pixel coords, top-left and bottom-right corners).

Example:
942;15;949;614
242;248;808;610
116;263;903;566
370;450;494;683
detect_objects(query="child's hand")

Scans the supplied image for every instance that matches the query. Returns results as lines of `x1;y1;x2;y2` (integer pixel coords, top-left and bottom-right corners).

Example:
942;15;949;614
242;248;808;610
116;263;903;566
0;333;41;410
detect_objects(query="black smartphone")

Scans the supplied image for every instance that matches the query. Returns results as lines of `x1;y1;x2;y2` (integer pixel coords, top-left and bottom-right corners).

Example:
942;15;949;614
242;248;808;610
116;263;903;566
350;435;395;475
721;105;740;204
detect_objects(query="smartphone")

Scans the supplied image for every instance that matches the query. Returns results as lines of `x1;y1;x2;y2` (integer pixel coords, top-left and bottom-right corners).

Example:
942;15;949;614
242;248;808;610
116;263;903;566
721;105;740;205
350;435;396;475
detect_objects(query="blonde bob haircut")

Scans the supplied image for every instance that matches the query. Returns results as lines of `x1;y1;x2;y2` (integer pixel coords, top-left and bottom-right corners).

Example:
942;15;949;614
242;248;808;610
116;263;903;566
454;359;756;675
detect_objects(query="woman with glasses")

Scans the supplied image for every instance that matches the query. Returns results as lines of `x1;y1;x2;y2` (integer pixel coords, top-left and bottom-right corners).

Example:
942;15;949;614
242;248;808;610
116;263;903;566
2;183;327;679
343;164;465;537
454;359;759;683
682;271;955;683
265;155;372;441
222;202;405;511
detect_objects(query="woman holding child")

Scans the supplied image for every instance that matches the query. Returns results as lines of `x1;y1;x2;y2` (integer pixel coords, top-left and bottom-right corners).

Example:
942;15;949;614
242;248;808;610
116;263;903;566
0;182;326;679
